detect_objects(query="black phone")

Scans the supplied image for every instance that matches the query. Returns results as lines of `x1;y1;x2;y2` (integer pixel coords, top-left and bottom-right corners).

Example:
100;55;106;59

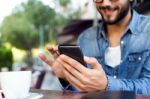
58;45;86;66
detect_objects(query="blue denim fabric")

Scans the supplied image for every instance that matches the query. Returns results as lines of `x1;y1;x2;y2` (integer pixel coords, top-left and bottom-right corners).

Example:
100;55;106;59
77;10;150;94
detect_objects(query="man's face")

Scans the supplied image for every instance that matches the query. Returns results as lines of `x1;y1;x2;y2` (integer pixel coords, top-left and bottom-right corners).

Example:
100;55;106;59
96;0;131;25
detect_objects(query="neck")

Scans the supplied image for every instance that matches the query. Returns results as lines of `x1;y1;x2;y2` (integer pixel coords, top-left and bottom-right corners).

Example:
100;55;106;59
105;9;132;47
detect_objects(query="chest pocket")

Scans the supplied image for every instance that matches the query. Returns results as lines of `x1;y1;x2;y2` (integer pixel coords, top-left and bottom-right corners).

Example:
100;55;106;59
126;50;150;75
128;50;149;64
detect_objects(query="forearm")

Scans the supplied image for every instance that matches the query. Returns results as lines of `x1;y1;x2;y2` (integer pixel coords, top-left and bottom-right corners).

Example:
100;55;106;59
107;75;150;94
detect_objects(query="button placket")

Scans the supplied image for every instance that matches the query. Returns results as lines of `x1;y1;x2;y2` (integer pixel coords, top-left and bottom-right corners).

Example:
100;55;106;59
113;75;117;79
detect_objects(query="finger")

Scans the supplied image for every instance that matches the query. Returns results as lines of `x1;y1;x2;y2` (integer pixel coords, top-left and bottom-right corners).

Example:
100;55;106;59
63;68;85;91
54;45;59;53
53;52;59;59
57;58;86;82
59;55;87;73
84;56;102;70
63;69;95;92
39;53;53;66
54;46;60;58
47;45;59;58
51;60;59;75
47;45;59;54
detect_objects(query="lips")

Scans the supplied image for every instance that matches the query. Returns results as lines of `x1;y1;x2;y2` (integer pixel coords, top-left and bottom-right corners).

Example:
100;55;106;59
103;9;113;16
98;6;118;17
102;8;118;17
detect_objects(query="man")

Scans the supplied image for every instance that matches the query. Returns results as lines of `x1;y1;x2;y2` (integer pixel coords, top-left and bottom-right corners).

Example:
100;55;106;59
39;0;150;94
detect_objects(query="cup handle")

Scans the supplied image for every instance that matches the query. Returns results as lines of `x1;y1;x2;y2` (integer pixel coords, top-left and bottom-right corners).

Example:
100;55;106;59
0;90;5;98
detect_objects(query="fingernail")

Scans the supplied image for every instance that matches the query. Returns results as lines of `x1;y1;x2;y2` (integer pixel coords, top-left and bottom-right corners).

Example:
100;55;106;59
84;56;90;60
47;45;51;49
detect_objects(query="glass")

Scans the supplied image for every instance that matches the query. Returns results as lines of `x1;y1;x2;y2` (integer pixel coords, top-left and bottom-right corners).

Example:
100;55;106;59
93;0;118;3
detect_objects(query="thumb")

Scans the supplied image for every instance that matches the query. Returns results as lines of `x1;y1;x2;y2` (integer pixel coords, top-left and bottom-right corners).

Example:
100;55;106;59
84;56;102;70
39;53;53;66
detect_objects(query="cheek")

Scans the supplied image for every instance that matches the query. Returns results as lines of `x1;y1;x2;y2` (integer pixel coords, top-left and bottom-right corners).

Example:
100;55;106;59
96;7;104;16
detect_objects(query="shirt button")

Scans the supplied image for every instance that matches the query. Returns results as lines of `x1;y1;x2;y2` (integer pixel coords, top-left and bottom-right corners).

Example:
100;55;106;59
121;41;124;45
138;57;142;61
113;75;117;79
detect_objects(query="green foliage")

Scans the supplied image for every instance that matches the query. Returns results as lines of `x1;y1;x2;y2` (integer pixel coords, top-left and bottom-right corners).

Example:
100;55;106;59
59;0;71;7
1;13;39;50
68;8;82;20
23;0;56;28
1;0;56;50
0;0;81;66
1;0;80;50
0;47;13;71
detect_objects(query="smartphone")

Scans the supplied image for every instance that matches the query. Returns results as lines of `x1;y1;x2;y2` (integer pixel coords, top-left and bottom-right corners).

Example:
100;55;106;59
58;45;86;66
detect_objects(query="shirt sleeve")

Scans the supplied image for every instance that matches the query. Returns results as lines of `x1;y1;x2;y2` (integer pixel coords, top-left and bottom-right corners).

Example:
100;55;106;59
107;76;150;94
106;56;150;94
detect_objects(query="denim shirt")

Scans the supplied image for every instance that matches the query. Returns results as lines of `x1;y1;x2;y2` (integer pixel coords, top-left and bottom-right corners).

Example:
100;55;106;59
77;10;150;94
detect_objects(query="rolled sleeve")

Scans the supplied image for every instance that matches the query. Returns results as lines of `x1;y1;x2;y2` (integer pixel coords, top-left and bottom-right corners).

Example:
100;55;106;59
106;75;150;94
106;75;122;91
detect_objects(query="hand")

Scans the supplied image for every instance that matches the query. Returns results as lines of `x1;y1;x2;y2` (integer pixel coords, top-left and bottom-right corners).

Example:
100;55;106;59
57;55;108;92
39;45;65;78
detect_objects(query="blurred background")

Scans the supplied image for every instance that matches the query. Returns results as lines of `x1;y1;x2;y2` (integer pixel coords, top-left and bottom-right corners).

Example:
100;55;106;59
0;0;150;90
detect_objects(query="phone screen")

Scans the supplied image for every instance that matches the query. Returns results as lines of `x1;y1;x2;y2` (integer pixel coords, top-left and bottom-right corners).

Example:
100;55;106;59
58;45;86;66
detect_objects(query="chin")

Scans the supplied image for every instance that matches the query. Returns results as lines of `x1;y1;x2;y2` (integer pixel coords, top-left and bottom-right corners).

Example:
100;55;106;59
104;21;117;25
103;18;118;25
103;15;122;25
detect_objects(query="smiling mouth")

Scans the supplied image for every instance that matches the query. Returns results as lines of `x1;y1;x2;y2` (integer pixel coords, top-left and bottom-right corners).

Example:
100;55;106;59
103;9;117;16
99;6;118;11
99;6;118;16
104;9;112;14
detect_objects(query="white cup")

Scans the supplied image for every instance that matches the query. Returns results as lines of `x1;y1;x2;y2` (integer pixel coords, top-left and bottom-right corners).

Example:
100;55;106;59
0;71;31;99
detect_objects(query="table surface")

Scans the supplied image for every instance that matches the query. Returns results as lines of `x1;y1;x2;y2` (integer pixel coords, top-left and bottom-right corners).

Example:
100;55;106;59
31;89;150;99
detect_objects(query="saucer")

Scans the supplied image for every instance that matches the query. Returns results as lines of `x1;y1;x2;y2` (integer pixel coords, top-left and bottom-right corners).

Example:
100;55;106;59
25;93;43;99
0;90;43;99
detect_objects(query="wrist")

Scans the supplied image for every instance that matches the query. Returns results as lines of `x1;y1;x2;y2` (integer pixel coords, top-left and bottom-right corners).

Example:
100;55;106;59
103;75;108;90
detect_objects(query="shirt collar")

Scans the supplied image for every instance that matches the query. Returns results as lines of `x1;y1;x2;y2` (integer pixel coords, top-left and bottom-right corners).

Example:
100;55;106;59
97;10;140;39
127;10;140;34
97;22;107;40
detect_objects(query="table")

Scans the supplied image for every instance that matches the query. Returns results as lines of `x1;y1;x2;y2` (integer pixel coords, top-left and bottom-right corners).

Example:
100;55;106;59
31;89;150;99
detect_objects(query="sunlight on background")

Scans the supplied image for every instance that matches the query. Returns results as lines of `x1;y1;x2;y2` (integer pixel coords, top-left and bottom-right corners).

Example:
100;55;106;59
0;0;95;24
2;0;146;91
0;0;27;23
0;0;96;64
0;0;149;91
